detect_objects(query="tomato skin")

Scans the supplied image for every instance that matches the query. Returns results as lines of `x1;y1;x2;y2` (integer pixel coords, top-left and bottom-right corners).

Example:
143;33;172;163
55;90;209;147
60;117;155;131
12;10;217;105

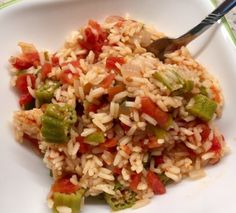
100;138;117;148
101;73;116;89
59;70;79;85
120;123;131;132
130;173;141;191
41;63;52;80
52;54;59;66
86;102;104;113
76;136;90;154
210;136;221;153
147;171;166;195
154;156;164;166
11;57;32;70
200;124;211;141
19;92;34;108
16;74;36;94
141;97;169;127
11;52;40;69
122;144;132;155
108;84;125;101
147;136;161;149
25;52;40;67
78;20;107;56
113;167;122;176
105;56;125;73
52;177;80;194
61;60;80;68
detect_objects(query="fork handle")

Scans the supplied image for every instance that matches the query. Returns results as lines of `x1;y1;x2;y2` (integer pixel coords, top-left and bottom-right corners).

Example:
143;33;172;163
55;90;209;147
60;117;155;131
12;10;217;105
178;0;236;44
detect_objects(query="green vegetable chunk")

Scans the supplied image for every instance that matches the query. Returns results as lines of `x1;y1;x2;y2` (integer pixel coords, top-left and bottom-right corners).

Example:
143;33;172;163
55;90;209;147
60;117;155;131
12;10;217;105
85;131;105;144
171;80;194;96
104;187;136;211
153;69;185;92
41;104;77;143
200;86;208;96
52;189;85;213
35;80;59;106
147;124;167;139
187;94;217;121
158;173;172;186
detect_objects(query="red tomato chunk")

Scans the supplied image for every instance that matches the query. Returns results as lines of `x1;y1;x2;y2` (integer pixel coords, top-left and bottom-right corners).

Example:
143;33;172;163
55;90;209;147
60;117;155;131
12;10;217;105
10;52;40;70
78;20;108;56
41;63;52;80
141;97;169;127
147;171;166;195
52;177;80;194
16;74;36;94
105;56;125;71
130;173;141;191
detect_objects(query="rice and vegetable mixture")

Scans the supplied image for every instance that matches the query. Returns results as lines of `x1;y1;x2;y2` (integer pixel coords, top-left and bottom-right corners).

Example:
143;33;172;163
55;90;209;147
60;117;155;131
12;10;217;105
10;16;227;213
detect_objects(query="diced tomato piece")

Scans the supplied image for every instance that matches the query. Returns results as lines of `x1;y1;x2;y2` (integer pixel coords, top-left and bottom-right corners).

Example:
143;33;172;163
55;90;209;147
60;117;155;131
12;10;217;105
70;60;80;68
200;124;211;141
61;60;80;68
86;102;103;113
101;73;116;89
10;52;40;70
141;97;169;127
59;70;79;84
41;63;52;80
147;171;166;195
105;56;125;72
51;54;59;66
15;74;36;94
76;136;91;154
113;167;122;176
130;173;141;191
147;136;161;149
108;84;125;101
78;20;107;56
154;156;164;166
120;122;131;132
210;136;221;153
100;138;117;148
122;144;132;155
188;148;197;159
19;92;34;108
25;52;40;67
140;139;149;152
11;57;32;70
52;177;80;194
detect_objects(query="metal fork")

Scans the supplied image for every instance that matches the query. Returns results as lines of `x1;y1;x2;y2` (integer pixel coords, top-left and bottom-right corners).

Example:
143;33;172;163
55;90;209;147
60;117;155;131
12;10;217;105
146;0;236;61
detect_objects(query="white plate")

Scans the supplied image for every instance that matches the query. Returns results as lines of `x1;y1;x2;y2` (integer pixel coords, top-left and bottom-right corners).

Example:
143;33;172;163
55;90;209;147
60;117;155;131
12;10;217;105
0;0;236;212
